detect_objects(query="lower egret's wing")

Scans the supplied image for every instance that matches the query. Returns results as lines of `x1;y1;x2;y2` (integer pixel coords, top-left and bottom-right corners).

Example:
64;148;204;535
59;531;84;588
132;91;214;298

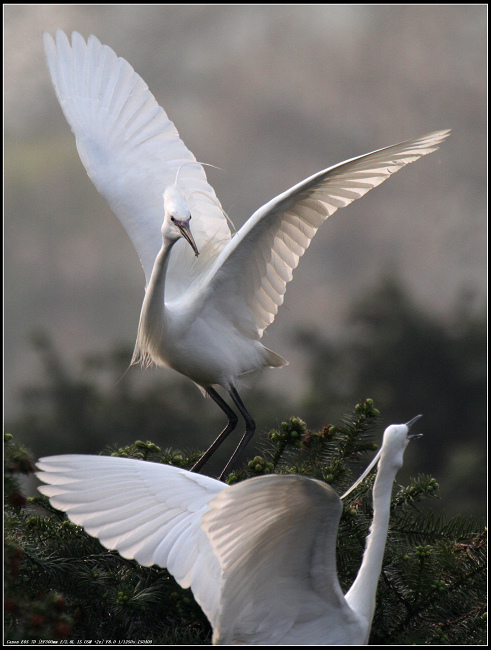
36;455;226;625
202;474;361;645
198;130;450;338
43;31;231;293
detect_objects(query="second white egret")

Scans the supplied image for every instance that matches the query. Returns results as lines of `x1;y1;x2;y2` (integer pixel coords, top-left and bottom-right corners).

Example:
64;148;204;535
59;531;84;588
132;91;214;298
43;30;448;477
36;415;423;644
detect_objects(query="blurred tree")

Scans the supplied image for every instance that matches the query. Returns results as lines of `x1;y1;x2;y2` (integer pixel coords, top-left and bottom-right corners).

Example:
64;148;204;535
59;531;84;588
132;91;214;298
296;276;486;516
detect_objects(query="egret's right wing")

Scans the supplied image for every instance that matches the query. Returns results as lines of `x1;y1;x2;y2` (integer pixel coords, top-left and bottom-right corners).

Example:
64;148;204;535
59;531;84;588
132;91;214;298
36;455;225;625
202;474;357;645
197;130;450;339
43;31;231;292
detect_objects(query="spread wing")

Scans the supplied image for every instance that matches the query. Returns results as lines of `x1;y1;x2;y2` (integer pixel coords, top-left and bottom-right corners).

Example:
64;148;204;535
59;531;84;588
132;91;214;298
202;474;360;645
196;130;450;339
43;30;231;296
36;455;226;625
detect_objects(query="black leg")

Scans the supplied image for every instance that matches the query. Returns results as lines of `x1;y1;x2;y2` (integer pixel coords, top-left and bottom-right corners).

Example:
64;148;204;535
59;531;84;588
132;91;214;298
190;386;238;473
218;387;256;480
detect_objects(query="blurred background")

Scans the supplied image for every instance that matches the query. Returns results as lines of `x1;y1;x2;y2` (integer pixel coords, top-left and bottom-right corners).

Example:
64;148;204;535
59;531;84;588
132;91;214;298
5;5;486;515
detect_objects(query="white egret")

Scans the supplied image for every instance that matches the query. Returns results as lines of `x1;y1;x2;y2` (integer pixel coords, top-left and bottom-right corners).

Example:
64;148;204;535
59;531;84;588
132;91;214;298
43;30;447;477
36;415;423;645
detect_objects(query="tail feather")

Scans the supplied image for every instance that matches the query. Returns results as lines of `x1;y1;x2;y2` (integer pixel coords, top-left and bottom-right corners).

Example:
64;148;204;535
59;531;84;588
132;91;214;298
264;347;288;368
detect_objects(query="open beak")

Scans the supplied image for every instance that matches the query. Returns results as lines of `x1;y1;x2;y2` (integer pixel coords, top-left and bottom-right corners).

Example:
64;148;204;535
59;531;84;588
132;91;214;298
405;414;423;440
177;220;199;257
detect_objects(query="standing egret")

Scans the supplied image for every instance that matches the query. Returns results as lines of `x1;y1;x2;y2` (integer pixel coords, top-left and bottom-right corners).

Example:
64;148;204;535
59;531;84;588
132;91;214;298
43;30;447;477
36;415;423;645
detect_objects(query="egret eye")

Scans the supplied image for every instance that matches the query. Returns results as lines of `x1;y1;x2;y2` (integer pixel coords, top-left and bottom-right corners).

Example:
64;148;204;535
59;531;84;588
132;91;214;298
170;216;175;222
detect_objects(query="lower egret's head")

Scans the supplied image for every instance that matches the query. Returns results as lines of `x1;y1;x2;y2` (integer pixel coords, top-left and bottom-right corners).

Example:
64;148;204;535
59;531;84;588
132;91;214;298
381;414;423;471
162;185;199;256
341;415;423;499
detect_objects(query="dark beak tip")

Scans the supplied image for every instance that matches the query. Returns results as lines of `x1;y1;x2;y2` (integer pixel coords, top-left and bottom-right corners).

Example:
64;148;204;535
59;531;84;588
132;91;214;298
405;414;423;429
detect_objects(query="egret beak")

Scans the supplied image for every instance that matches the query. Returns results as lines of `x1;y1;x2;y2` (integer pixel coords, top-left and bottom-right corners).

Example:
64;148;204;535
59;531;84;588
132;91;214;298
176;220;199;256
405;414;423;440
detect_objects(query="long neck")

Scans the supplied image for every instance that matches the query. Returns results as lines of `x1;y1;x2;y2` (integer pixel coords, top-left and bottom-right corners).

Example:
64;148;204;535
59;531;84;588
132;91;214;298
131;239;174;365
345;455;398;636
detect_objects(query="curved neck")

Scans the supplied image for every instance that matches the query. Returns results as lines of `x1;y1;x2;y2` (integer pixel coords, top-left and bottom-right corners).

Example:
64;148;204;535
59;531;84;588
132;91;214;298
132;239;175;365
345;455;398;636
145;239;174;310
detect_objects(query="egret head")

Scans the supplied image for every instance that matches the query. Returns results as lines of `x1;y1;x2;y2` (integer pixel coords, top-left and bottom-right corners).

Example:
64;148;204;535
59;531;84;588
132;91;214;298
162;185;199;256
381;414;423;471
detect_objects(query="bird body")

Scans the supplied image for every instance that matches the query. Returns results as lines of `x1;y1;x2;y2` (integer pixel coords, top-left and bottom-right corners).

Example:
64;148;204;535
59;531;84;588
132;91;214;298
44;29;447;474
138;251;285;389
36;416;423;645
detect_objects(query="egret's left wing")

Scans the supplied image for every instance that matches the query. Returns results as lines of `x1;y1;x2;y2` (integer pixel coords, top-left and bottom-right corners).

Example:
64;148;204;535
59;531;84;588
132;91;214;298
36;455;225;625
196;130;449;339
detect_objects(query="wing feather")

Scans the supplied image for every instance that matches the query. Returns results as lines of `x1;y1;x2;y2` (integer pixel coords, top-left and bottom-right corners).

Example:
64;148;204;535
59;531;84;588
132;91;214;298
202;474;354;645
36;454;225;624
43;30;231;293
196;130;449;338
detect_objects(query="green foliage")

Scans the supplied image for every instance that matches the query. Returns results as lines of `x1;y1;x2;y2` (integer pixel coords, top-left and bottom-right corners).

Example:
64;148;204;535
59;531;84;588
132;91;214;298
5;403;486;644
